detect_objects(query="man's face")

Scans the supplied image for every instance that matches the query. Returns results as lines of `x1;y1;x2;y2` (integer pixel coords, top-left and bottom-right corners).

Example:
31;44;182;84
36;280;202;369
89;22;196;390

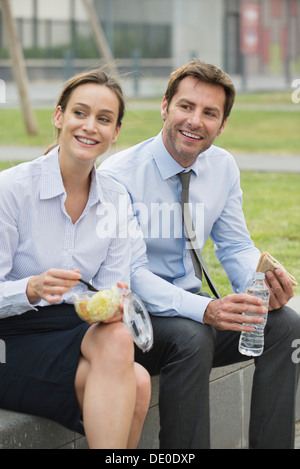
161;76;227;167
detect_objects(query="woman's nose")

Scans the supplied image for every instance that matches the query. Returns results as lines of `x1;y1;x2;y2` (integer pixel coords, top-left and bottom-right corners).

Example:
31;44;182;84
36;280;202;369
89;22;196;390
82;116;97;132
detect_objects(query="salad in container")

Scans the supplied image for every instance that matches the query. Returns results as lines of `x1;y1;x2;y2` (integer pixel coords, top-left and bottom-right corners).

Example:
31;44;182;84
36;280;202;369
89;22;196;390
74;286;153;353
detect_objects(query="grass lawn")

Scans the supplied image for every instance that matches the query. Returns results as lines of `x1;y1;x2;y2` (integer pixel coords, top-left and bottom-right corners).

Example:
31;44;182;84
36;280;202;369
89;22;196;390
0;90;299;155
202;171;300;297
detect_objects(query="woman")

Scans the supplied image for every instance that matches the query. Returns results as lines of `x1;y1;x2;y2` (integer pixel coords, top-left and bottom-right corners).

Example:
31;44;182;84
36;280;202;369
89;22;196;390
0;68;151;449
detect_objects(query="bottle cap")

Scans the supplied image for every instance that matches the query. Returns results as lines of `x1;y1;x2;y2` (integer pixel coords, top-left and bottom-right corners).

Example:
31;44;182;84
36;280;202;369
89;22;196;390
254;271;265;280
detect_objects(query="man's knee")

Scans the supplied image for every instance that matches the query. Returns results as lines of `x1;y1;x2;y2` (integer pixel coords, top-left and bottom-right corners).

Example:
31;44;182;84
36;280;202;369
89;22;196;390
266;305;300;346
152;316;216;361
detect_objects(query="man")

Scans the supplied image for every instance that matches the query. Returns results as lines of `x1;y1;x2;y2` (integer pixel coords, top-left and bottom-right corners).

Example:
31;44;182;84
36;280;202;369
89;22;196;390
99;60;300;449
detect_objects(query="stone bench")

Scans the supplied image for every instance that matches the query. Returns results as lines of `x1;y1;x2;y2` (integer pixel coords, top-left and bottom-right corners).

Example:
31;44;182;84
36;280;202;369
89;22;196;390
0;362;254;449
1;360;300;449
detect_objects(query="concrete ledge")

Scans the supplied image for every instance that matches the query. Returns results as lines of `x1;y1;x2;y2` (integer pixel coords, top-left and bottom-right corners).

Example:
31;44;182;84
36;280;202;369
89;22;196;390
0;363;254;450
1;359;299;449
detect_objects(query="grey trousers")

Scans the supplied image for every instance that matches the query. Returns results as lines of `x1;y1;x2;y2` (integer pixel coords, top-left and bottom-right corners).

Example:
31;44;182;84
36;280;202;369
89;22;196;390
135;305;300;449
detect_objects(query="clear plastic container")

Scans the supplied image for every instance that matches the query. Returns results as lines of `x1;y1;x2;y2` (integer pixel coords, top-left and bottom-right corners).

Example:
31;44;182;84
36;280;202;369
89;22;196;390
74;287;153;353
123;291;153;353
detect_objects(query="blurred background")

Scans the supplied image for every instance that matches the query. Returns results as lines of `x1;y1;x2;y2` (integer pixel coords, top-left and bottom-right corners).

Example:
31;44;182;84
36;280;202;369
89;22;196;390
1;0;300;105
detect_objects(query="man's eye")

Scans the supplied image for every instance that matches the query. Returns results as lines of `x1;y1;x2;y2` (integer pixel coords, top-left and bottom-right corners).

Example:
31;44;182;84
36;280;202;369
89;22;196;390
205;112;216;118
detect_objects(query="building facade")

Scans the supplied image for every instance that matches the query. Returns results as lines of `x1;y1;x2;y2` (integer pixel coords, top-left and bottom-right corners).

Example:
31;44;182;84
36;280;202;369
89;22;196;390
0;0;299;83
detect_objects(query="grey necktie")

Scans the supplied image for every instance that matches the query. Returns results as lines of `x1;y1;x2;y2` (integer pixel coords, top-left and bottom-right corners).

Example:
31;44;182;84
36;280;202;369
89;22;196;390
179;170;221;299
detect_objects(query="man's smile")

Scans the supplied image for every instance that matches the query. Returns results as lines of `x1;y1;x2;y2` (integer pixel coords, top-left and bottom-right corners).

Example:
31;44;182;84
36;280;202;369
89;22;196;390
180;130;203;141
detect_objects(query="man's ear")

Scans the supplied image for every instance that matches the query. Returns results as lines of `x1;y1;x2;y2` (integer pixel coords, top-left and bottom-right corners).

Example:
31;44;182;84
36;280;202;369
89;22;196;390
53;106;63;129
217;117;228;137
161;97;168;121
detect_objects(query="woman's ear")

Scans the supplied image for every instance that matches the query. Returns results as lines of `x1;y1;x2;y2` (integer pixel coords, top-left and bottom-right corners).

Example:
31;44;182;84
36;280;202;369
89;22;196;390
112;124;122;144
53;106;63;129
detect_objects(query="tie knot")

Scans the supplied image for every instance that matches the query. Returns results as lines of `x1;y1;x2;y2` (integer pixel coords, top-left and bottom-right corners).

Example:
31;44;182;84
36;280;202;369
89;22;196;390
179;170;192;189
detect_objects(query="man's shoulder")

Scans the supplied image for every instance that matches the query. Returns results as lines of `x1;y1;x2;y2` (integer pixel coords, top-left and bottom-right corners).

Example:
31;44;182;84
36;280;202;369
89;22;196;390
206;145;234;159
96;171;129;198
100;137;156;174
205;145;238;170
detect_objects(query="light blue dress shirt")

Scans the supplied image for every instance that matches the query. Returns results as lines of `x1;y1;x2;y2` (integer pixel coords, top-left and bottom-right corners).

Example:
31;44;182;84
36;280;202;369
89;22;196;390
100;132;261;323
0;146;132;318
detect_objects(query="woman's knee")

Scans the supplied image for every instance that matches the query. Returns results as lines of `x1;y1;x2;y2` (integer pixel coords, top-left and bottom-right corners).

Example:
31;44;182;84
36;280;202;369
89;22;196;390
82;321;134;367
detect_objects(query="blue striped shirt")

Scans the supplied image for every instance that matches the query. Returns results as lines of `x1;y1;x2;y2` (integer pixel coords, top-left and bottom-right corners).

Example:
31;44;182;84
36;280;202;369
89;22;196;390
0;147;133;318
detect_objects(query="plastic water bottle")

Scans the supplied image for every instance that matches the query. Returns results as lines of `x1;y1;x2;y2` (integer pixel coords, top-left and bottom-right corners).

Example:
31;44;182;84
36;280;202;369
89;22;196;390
238;272;270;357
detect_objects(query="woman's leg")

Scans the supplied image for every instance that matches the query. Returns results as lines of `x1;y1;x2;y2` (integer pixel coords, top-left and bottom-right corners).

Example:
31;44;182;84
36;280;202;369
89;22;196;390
127;363;151;449
75;322;150;449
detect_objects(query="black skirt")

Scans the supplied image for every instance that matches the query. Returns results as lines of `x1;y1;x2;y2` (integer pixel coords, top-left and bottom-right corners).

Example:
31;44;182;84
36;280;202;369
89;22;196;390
0;304;90;435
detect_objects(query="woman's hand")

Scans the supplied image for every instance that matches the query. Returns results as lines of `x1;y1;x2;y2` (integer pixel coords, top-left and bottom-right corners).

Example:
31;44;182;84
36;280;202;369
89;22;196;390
27;268;82;304
102;282;129;324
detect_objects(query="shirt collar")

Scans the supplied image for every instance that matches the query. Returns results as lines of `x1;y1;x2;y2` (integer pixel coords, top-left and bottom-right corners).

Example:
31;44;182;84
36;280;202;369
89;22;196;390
151;131;200;180
40;146;103;206
40;146;65;200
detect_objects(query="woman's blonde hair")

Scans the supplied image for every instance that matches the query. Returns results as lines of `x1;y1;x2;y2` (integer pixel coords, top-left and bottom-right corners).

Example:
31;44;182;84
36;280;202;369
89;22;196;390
45;67;125;154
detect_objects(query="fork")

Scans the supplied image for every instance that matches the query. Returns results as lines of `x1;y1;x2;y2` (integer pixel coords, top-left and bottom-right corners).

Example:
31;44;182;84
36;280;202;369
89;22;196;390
79;279;99;292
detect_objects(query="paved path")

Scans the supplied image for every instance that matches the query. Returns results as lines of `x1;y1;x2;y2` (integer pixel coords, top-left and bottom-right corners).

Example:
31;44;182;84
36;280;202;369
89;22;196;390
1;145;300;174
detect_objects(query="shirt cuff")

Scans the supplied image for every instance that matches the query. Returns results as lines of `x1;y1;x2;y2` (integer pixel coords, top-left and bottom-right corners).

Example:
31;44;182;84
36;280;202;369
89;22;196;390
174;289;214;323
0;277;38;318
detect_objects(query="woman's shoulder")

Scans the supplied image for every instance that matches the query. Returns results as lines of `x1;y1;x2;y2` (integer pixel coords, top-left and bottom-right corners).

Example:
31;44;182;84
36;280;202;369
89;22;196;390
0;155;45;182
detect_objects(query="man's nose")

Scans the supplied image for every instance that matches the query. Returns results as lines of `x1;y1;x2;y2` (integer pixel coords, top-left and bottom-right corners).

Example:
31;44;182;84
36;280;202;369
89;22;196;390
187;111;203;128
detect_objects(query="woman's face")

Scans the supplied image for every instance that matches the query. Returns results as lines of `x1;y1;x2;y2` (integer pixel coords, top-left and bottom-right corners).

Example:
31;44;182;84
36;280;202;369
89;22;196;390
54;83;121;165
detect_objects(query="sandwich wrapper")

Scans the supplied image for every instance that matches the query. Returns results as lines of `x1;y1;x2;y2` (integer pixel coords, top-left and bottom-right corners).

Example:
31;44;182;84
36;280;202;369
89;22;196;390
74;286;153;353
256;251;298;286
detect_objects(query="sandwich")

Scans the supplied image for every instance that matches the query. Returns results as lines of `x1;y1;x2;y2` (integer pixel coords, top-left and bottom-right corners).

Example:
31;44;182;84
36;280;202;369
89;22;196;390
256;251;298;286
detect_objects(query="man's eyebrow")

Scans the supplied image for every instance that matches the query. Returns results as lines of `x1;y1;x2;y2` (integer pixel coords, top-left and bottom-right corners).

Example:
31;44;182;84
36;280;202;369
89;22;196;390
177;98;195;106
176;99;222;113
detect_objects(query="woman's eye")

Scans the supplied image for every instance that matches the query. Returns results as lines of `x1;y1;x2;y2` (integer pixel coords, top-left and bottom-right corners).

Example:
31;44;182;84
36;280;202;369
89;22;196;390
99;116;110;123
74;110;85;117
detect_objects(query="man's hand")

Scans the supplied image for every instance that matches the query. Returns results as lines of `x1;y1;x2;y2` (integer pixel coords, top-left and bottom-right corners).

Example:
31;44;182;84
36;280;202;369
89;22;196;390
265;268;294;310
203;293;267;332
